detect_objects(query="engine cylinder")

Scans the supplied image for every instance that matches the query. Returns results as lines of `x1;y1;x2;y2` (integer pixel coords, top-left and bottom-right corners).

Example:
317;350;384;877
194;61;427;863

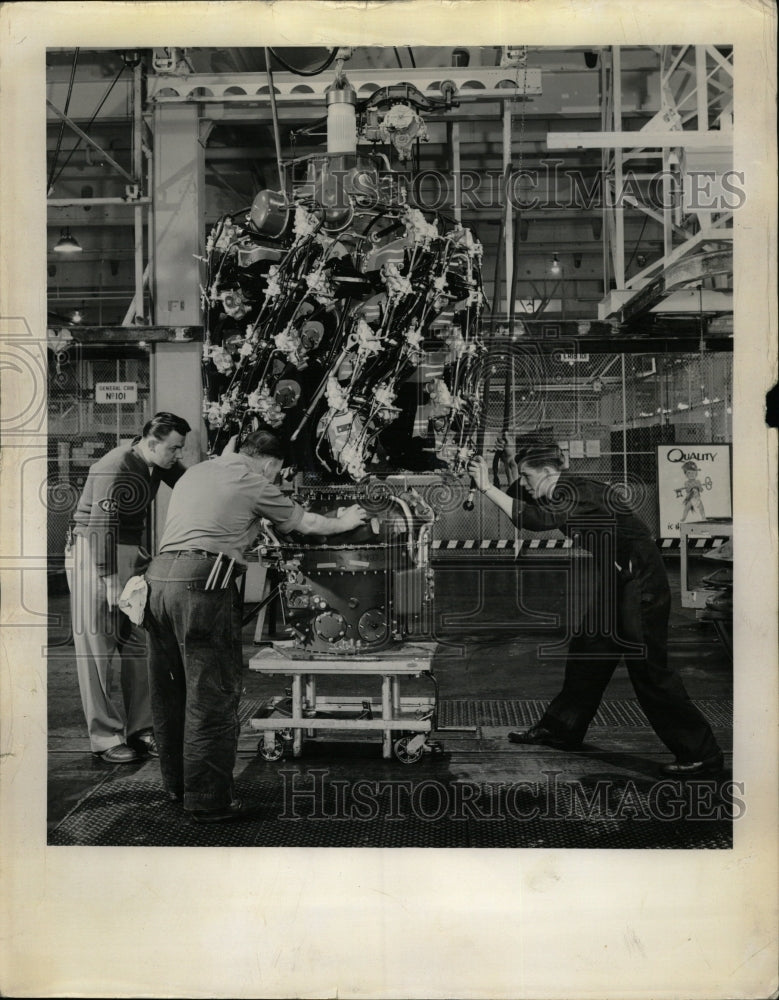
326;85;357;154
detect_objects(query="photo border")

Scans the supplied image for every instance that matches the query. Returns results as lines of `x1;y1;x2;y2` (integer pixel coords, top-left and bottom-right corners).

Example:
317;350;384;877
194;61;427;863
1;2;777;997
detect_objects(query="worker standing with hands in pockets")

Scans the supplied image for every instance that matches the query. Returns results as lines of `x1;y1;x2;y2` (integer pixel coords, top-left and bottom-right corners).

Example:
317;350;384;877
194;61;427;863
67;412;191;763
467;445;723;776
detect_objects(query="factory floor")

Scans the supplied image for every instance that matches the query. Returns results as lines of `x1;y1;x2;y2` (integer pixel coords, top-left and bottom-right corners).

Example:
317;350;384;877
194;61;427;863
46;556;734;849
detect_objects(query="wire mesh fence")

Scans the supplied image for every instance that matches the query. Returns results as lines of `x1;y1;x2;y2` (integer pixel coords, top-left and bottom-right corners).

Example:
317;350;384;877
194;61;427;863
434;345;732;541
47;344;151;588
45;341;732;567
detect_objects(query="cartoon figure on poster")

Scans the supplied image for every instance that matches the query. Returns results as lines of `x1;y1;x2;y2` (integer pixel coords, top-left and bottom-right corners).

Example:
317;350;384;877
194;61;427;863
656;445;731;537
677;460;709;522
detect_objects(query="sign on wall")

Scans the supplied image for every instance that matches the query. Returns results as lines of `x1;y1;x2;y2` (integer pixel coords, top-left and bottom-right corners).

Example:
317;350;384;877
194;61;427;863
95;382;137;404
656;444;732;537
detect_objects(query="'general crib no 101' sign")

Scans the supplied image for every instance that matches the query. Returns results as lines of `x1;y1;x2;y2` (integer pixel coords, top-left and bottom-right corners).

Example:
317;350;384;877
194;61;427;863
94;382;138;404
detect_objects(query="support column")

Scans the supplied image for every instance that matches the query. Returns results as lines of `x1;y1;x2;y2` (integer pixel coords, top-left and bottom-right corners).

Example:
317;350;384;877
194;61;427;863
612;46;625;290
151;105;206;543
152;104;205;326
695;45;708;130
151;340;204;544
449;121;462;224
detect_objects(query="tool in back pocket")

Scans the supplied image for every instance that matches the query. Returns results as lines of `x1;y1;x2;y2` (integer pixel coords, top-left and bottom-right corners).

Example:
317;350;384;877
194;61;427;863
204;553;236;590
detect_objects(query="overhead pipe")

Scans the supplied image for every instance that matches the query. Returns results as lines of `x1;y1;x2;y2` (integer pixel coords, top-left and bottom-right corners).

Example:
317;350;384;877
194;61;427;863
144;127;155;323
132;55;144;324
48;197;152;206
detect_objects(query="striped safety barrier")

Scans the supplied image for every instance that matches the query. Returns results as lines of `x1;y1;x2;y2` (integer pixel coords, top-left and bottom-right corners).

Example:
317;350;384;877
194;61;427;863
431;536;731;551
659;537;730;550
432;538;572;550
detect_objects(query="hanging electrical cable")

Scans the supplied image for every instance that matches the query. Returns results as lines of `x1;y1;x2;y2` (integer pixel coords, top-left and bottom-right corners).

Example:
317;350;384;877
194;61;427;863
406;47;416;68
48;48;80;194
51;60;128;188
507;47;528;337
493;48;528;487
268;47;337;77
489;184;507;321
393;47;404;69
264;47;285;192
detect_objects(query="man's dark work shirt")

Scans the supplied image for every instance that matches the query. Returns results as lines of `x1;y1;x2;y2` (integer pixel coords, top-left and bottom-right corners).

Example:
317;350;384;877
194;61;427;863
511;474;653;567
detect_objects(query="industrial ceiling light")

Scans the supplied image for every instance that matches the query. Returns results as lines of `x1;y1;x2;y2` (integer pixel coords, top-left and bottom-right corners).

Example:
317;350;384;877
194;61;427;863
70;308;84;324
550;254;561;275
53;228;82;254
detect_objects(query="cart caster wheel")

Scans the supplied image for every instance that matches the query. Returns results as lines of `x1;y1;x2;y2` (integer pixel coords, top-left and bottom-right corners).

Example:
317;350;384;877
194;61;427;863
393;735;425;764
258;736;285;761
278;728;294;741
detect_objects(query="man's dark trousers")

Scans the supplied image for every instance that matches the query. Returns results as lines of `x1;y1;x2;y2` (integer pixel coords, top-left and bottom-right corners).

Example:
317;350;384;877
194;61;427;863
539;538;721;762
146;552;243;812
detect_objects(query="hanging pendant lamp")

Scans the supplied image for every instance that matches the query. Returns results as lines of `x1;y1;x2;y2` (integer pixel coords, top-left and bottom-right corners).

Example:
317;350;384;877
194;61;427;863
53;228;82;254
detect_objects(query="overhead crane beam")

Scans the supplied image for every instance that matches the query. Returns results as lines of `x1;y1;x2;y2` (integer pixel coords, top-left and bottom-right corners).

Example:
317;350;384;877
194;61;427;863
562;44;734;325
600;249;732;324
547;130;733;150
620;249;731;318
146;66;542;104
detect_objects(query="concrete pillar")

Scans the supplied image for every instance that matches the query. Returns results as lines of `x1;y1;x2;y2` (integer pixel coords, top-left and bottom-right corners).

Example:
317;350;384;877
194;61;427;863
151;105;206;544
151;340;204;545
152;104;204;326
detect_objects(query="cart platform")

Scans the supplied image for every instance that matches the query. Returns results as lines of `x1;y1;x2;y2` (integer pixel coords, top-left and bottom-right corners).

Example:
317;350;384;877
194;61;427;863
248;641;439;762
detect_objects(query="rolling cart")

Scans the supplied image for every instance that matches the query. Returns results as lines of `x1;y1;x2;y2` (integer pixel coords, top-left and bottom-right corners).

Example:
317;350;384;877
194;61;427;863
249;641;443;763
679;519;733;659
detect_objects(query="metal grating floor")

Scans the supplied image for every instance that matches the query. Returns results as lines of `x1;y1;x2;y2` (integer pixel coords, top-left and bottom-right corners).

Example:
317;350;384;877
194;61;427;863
438;697;733;729
239;697;732;731
47;569;733;849
48;767;733;850
50;697;733;849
